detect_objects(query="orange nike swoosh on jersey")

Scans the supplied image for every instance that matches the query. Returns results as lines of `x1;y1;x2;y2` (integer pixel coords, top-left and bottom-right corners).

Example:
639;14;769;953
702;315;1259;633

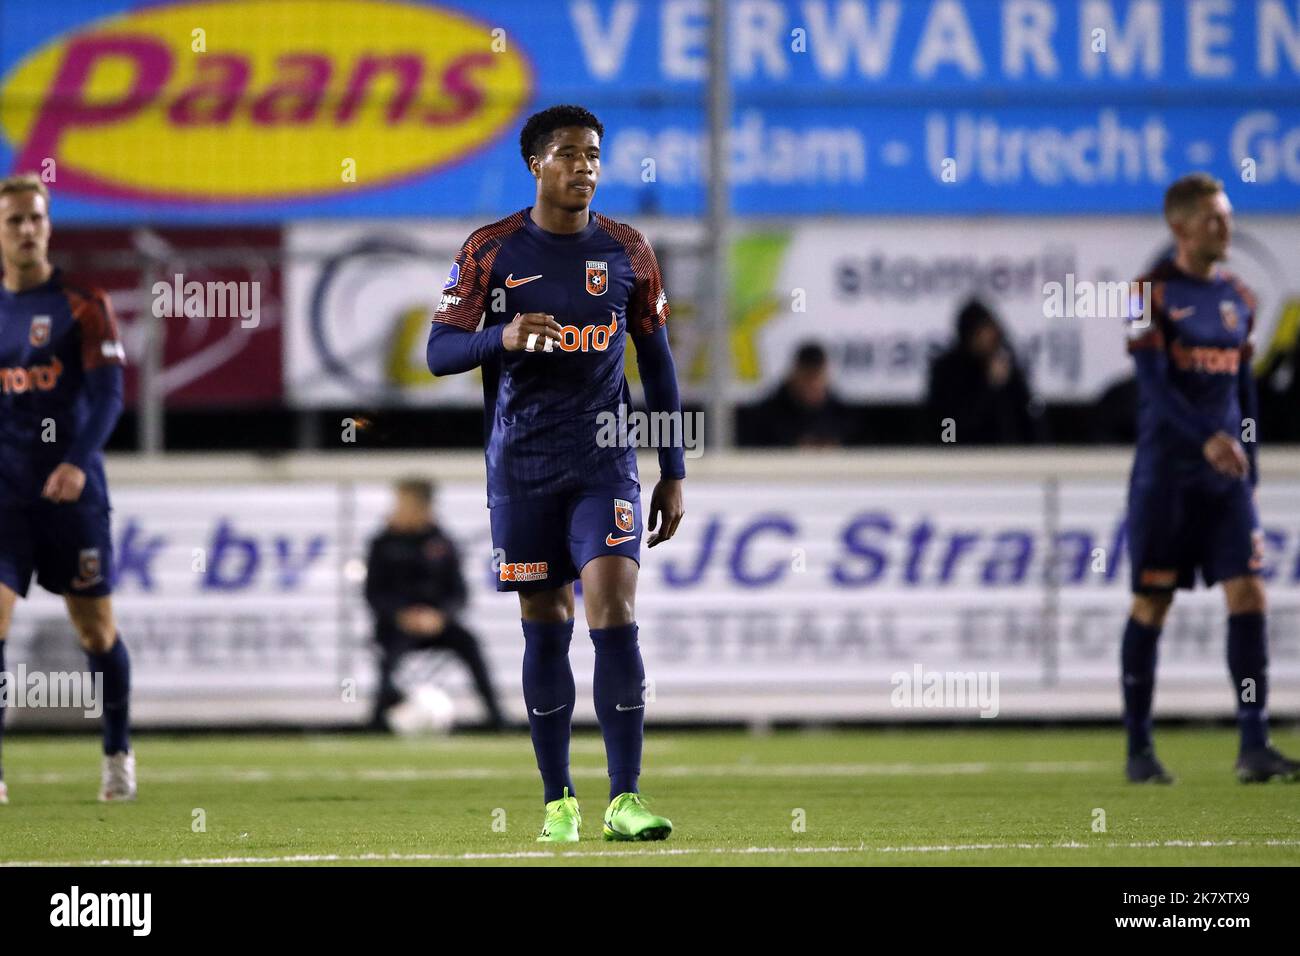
504;273;543;288
1168;306;1196;320
605;533;636;546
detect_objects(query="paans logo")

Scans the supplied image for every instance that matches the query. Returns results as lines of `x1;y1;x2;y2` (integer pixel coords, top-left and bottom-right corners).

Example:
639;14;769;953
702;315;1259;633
0;0;531;203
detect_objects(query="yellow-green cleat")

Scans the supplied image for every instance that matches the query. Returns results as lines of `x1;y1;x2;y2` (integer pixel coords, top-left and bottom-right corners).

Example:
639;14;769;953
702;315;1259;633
602;792;672;841
537;787;581;843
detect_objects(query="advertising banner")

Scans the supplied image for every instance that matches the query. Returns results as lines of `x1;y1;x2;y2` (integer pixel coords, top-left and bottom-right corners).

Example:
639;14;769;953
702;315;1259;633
2;1;1297;221
5;469;1298;725
54;227;285;406
283;215;1300;406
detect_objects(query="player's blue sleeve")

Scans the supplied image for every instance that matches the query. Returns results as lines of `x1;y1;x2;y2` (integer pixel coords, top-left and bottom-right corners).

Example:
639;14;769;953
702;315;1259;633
426;321;505;376
64;364;123;470
1239;359;1260;487
633;323;686;480
1131;348;1221;447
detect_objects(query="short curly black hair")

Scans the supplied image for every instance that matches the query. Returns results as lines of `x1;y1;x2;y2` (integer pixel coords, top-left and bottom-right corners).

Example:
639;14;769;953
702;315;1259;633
519;105;604;168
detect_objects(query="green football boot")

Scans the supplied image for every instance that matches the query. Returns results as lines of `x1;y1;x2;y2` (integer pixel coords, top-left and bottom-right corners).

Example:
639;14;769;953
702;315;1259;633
537;787;581;843
602;792;673;842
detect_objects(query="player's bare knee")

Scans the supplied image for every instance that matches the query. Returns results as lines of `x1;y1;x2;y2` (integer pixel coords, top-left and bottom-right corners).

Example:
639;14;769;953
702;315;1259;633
519;588;573;624
66;599;116;653
586;595;635;631
0;585;15;639
1131;593;1172;629
1224;576;1267;616
587;608;631;632
75;624;116;655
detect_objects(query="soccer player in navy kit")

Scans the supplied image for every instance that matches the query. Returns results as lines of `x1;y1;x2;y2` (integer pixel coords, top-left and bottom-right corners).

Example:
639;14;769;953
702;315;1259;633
0;175;135;804
427;106;684;841
1123;173;1298;784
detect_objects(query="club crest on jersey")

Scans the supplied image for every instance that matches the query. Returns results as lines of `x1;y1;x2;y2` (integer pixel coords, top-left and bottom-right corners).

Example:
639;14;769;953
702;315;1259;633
1220;300;1240;331
73;548;103;589
614;498;634;533
29;315;51;347
585;260;608;296
443;261;460;291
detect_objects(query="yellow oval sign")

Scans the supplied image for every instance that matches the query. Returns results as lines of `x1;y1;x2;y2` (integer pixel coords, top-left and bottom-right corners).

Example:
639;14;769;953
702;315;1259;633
0;0;532;202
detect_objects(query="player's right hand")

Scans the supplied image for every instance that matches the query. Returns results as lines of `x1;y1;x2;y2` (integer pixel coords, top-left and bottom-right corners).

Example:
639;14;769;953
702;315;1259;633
41;463;86;504
1203;431;1248;479
501;312;563;352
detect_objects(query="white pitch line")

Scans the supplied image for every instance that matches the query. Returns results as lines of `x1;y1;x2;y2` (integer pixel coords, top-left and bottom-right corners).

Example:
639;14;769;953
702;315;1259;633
4;839;1300;868
6;760;1107;786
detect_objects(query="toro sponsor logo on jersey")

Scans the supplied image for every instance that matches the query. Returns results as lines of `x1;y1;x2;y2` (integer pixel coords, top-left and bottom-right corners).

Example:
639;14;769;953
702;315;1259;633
555;312;618;352
0;0;531;204
0;356;63;393
1169;341;1241;375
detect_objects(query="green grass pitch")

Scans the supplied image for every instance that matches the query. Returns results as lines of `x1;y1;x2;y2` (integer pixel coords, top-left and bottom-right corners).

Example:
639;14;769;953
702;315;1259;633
2;727;1298;866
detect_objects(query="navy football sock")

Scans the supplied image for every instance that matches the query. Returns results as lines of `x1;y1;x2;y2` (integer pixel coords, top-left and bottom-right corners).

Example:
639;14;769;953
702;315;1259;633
0;640;7;780
1121;617;1161;756
1227;612;1269;751
87;635;131;756
522;619;576;803
591;623;645;801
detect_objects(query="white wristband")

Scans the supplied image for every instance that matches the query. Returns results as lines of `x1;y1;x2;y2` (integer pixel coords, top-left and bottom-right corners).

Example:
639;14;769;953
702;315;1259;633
525;331;539;352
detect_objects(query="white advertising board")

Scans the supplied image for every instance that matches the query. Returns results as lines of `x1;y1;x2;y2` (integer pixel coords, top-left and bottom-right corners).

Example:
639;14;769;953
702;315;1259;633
6;462;1299;725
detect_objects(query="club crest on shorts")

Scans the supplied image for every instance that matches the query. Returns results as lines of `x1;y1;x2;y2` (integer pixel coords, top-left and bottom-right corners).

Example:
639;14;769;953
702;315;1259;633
585;260;608;296
1220;299;1240;331
29;315;51;347
73;548;104;589
614;498;634;533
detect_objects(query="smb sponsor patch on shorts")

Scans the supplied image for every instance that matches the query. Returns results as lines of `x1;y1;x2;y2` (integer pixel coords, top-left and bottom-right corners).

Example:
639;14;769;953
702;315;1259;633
499;560;548;582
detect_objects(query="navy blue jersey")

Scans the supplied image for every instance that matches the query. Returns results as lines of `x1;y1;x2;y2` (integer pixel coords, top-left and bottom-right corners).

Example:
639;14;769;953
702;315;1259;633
434;208;669;506
1127;260;1255;486
0;270;125;506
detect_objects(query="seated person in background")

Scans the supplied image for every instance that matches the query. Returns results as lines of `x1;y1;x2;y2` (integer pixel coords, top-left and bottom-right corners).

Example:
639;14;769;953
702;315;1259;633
364;478;504;730
747;341;853;447
1091;375;1139;444
925;298;1045;445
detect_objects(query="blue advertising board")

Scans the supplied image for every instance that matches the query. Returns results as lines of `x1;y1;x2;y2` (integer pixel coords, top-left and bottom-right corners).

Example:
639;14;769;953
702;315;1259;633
0;0;1297;220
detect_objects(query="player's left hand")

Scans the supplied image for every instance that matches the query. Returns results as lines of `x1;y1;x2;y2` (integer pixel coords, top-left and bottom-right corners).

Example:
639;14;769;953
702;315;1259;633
646;478;684;548
42;463;86;504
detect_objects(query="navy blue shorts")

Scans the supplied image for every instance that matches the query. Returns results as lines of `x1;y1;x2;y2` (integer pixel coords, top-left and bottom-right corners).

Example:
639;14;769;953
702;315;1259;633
489;484;641;592
0;502;114;598
1127;477;1262;593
